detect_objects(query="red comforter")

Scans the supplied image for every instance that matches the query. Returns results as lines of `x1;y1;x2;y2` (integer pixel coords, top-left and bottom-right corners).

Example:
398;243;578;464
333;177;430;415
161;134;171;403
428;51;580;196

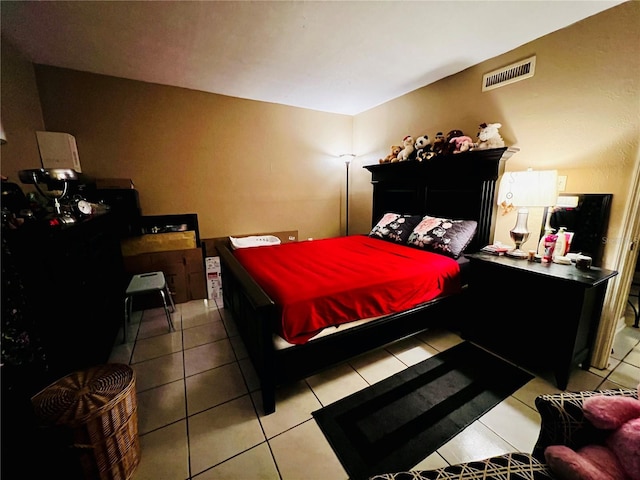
233;235;461;344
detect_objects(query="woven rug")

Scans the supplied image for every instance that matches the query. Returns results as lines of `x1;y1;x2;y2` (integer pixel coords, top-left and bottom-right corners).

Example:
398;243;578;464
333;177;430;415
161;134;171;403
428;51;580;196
312;341;533;480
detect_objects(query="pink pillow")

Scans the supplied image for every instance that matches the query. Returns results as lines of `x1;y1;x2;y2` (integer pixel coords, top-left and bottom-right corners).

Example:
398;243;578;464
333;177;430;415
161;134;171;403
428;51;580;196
546;391;640;480
584;396;640;430
544;444;627;480
606;417;640;480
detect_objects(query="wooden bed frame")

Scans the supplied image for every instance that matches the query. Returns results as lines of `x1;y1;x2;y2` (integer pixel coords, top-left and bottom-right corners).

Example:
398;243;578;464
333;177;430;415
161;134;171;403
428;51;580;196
216;147;514;414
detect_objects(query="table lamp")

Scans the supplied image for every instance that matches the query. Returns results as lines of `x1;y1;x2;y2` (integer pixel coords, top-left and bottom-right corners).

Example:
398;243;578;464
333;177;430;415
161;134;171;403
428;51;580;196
497;169;558;258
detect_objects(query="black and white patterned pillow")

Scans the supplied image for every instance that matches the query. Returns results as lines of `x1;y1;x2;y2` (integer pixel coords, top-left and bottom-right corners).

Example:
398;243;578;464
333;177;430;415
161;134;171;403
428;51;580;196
407;215;477;258
369;213;422;244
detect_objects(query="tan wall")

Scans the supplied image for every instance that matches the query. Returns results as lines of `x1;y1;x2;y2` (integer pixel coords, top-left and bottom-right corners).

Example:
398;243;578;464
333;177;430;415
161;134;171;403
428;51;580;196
36;67;354;240
353;1;640;271
4;64;353;240
0;39;45;184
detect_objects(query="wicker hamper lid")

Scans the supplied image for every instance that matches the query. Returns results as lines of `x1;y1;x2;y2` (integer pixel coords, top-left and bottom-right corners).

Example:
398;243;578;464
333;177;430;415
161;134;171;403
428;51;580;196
31;363;136;427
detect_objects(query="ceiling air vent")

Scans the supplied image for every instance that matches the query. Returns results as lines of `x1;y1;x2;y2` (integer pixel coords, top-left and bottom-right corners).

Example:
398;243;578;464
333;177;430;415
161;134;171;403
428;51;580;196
482;56;536;92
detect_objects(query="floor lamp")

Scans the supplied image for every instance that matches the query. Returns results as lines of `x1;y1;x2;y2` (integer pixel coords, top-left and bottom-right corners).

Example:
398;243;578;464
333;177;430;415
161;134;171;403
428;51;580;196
340;154;355;236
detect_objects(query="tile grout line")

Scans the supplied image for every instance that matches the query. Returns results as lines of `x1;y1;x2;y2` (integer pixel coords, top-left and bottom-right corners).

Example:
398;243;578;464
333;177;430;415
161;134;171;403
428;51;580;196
175;306;196;480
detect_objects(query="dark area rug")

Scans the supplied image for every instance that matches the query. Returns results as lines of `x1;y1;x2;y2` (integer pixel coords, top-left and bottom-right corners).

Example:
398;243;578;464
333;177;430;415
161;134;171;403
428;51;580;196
312;341;533;480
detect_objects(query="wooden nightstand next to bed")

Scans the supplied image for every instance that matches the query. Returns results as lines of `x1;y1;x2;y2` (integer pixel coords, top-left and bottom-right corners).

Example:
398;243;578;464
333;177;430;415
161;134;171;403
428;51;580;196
462;252;618;390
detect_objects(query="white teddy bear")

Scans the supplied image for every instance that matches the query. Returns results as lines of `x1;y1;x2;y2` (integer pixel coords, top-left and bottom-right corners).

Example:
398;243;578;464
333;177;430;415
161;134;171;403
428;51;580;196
474;123;505;150
396;135;416;161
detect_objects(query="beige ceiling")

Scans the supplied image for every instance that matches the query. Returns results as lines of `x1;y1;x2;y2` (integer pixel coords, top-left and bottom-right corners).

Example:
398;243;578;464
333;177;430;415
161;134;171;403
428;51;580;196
1;0;626;115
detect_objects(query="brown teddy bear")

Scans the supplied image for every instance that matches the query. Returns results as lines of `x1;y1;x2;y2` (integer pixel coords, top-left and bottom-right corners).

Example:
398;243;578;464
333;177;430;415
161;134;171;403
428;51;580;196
379;145;402;164
441;129;465;155
431;132;447;156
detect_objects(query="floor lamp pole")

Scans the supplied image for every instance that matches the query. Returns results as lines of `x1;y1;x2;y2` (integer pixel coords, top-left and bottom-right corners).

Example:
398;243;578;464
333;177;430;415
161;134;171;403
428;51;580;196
345;160;350;236
340;154;354;236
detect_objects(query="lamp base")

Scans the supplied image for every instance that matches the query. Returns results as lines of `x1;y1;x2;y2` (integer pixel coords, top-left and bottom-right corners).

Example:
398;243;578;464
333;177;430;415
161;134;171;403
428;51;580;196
506;248;528;259
507;208;531;260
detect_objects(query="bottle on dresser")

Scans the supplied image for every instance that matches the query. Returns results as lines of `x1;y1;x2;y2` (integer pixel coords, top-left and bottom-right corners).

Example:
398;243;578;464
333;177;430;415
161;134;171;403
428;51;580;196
553;227;568;259
538;227;553;257
542;230;558;263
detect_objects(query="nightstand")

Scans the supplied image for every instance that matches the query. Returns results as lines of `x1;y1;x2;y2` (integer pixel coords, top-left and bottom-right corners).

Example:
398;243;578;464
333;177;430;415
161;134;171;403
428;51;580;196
463;252;618;389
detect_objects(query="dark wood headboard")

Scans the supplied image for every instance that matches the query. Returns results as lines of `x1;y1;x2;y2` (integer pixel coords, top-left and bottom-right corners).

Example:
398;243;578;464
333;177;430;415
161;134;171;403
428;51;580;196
364;147;515;252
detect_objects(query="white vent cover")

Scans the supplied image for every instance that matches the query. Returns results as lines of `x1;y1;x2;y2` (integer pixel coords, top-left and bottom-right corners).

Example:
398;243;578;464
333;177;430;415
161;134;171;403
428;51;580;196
482;56;536;92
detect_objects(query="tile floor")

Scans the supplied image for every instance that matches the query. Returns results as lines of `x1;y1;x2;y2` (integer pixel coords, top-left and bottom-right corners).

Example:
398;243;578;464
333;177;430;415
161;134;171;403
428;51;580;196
108;298;640;480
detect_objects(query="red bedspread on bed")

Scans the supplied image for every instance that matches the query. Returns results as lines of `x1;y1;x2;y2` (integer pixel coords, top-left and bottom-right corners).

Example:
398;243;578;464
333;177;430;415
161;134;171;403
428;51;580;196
233;235;461;344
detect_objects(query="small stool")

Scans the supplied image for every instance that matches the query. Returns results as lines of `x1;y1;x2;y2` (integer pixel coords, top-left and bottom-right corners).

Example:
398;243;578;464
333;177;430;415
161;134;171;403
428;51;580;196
124;271;175;342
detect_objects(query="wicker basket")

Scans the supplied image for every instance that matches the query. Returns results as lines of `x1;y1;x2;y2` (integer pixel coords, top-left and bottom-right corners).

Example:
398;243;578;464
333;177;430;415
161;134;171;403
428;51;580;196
31;363;140;480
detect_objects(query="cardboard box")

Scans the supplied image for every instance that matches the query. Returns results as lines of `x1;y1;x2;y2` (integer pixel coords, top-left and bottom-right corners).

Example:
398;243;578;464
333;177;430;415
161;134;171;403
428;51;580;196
122;247;205;305
96;178;135;189
120;231;197;256
36;131;82;172
205;256;224;307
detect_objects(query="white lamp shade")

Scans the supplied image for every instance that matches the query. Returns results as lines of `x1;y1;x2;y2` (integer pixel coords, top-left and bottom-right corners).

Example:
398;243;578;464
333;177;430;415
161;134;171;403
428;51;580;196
497;169;558;207
339;153;355;164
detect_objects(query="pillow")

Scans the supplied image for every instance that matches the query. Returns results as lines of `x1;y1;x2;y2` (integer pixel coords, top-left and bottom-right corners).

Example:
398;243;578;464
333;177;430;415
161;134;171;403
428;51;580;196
230;235;281;249
407;215;477;258
544;444;626;480
583;394;640;429
369;213;422;244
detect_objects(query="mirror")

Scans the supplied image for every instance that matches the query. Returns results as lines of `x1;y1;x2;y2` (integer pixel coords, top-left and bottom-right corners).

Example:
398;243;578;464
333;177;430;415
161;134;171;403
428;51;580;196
540;193;612;267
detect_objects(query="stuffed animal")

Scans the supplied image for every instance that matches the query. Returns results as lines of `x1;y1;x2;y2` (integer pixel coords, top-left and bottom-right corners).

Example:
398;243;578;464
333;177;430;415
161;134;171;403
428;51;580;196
380;145;402;164
414;135;433;162
449;135;475;154
474;122;505;150
544;387;640;480
441;130;464;155
431;132;447;156
396;135;416;162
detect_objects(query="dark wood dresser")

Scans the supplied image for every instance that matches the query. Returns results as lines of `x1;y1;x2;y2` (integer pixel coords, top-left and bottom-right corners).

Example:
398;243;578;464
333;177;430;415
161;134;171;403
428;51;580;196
3;212;125;391
463;252;618;389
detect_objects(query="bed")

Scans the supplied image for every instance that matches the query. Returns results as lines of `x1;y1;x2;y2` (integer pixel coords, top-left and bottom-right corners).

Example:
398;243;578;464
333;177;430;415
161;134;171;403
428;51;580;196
216;147;513;414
